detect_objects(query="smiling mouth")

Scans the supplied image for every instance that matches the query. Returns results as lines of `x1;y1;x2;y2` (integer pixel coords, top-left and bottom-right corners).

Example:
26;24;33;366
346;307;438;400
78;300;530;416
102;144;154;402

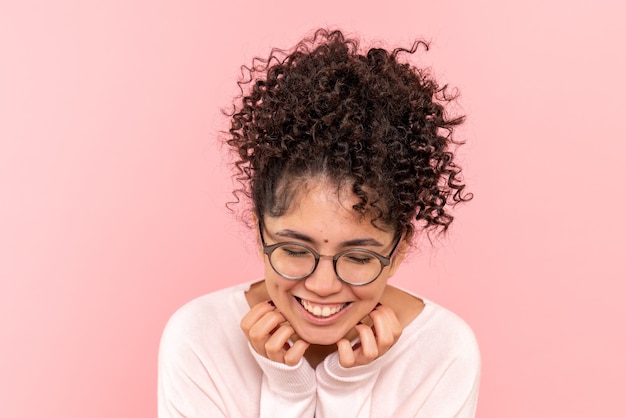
296;297;350;318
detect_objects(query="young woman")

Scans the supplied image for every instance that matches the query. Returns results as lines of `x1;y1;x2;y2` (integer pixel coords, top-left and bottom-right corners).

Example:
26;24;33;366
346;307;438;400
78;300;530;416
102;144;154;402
158;29;480;417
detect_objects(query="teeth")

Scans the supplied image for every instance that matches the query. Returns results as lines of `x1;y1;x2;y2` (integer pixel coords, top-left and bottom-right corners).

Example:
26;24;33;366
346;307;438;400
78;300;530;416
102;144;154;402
299;299;345;318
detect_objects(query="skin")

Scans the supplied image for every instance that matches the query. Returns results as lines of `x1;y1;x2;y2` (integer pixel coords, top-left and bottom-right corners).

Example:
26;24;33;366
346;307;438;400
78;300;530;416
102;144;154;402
241;177;425;368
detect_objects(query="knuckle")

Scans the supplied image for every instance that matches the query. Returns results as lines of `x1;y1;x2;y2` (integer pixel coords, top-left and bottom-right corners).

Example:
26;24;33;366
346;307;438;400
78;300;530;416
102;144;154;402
378;334;394;348
280;324;294;334
365;347;379;360
248;326;265;341
264;339;282;354
361;340;379;358
340;358;355;368
284;355;297;367
240;315;255;332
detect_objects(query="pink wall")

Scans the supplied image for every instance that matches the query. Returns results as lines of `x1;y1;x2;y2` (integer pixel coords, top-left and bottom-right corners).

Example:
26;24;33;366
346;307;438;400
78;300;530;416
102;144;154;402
2;1;625;416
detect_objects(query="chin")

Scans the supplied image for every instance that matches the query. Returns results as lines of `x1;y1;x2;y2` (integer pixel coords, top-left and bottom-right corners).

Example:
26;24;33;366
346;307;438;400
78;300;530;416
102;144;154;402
296;325;352;346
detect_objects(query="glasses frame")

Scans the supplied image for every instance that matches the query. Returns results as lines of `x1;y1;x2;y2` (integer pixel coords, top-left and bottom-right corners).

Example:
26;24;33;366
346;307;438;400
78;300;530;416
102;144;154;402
259;223;402;286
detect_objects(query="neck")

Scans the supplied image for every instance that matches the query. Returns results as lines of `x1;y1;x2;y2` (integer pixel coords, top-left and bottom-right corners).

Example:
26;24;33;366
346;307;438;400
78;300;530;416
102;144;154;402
303;343;338;368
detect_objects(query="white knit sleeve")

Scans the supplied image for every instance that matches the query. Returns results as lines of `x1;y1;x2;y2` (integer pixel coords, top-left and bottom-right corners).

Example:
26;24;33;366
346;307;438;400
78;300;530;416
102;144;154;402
314;351;387;418
411;336;481;418
248;345;317;417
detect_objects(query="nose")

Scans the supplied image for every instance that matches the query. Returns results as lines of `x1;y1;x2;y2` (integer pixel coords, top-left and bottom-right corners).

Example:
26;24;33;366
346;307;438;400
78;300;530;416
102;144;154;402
303;256;343;296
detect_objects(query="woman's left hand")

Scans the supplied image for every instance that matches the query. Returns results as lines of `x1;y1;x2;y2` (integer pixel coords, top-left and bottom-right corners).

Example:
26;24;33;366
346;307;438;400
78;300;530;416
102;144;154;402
335;304;402;368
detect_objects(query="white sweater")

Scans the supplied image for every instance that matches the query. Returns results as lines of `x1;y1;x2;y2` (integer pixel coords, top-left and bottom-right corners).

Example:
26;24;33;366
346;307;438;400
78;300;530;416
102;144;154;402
158;281;480;417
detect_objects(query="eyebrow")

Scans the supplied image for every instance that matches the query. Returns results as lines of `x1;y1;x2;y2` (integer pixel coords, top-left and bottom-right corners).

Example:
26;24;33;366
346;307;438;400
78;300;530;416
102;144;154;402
274;229;385;248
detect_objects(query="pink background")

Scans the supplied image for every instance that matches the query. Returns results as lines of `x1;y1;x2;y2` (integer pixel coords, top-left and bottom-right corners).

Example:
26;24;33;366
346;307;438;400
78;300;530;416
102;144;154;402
1;0;625;417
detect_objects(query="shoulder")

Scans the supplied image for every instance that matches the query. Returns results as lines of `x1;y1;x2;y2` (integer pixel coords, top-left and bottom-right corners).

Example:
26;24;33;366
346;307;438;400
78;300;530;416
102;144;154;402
421;301;478;348
392;297;480;372
370;299;481;417
373;299;480;415
159;282;252;357
158;282;264;417
399;299;481;402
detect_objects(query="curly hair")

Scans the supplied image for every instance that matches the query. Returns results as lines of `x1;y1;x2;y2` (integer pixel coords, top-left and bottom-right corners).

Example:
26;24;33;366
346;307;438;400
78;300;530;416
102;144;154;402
226;28;472;239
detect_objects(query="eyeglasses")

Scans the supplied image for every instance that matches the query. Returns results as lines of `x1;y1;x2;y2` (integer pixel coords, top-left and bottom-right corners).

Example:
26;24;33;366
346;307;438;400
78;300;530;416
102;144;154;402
259;225;401;286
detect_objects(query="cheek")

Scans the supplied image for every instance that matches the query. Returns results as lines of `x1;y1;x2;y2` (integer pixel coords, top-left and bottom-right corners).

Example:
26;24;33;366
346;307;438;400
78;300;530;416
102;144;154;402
264;262;283;286
352;281;387;303
263;260;273;276
264;269;297;299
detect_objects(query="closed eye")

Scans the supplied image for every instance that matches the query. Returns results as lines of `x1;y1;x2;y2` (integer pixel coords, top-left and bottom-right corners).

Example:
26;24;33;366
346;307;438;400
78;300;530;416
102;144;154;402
279;246;311;257
343;253;375;264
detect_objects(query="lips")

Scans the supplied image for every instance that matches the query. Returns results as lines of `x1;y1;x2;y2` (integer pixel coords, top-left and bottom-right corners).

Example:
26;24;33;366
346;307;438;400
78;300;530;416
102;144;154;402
296;297;349;318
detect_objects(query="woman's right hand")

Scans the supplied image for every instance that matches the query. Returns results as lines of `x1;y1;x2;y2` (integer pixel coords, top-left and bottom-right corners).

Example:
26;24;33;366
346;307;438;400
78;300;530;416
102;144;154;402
240;301;310;366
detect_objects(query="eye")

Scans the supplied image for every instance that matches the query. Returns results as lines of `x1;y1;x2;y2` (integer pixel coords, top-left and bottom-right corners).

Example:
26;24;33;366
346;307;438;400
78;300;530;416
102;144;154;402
344;253;375;264
279;245;311;257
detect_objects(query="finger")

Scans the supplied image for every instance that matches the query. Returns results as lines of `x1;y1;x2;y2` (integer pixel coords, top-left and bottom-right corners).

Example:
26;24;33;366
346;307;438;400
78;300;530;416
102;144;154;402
246;310;286;355
284;339;310;366
240;300;276;334
354;323;378;362
373;304;402;340
337;338;356;368
247;310;286;341
369;309;398;353
264;323;296;362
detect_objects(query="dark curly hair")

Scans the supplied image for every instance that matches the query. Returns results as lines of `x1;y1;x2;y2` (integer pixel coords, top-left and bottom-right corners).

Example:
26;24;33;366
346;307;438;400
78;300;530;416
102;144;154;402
226;28;472;240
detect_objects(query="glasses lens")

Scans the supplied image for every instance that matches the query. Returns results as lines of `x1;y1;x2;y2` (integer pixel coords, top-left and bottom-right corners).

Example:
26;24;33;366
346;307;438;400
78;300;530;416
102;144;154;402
269;244;316;279
336;250;384;285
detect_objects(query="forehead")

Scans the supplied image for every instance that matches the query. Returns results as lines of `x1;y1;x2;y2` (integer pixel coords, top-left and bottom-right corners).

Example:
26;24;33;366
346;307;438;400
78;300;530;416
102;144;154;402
265;178;394;237
283;178;359;217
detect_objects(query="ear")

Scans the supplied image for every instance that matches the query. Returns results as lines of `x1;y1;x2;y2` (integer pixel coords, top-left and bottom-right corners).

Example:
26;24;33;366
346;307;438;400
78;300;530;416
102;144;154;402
387;238;409;278
252;212;259;229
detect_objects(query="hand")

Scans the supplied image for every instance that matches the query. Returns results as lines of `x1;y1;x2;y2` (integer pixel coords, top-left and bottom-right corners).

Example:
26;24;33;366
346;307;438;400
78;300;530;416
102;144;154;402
240;301;310;366
336;304;402;368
